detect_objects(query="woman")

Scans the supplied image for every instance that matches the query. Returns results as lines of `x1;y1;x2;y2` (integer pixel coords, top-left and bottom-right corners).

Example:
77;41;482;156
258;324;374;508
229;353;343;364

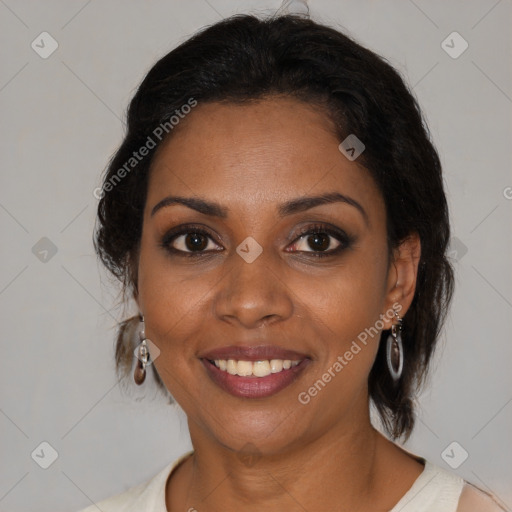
78;12;504;512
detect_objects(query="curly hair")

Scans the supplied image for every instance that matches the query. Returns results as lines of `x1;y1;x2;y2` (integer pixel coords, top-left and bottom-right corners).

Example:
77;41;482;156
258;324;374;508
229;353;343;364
94;13;454;441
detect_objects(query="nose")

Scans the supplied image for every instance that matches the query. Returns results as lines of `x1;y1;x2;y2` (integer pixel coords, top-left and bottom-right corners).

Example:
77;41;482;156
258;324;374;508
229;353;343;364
213;246;294;329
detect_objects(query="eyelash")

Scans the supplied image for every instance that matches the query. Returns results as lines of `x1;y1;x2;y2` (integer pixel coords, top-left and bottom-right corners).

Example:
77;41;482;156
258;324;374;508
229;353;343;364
160;223;354;259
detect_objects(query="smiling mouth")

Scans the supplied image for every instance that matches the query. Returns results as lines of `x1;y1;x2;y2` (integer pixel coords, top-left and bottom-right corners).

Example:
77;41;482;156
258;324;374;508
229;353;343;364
202;357;311;398
208;358;301;377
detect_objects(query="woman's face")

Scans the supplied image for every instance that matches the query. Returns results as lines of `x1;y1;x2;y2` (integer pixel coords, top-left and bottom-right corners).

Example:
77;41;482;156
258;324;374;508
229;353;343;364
137;96;413;455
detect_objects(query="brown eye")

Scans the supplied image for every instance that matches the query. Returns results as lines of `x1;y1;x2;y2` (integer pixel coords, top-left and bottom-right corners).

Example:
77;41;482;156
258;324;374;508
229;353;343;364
305;233;336;252
161;225;223;256
294;232;341;253
182;233;209;251
288;223;353;258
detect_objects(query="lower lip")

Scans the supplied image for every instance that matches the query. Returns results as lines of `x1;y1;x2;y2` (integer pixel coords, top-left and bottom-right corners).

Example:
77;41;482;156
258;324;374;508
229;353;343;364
201;359;311;399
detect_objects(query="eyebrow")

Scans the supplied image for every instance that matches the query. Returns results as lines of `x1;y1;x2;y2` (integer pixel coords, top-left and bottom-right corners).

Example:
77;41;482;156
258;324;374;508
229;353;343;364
151;192;369;225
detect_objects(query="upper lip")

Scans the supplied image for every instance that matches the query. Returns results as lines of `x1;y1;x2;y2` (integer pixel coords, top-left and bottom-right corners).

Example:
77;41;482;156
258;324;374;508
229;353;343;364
199;344;310;362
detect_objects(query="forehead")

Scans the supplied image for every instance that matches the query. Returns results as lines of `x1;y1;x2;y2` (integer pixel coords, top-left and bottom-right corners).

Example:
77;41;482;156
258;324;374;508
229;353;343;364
146;97;383;219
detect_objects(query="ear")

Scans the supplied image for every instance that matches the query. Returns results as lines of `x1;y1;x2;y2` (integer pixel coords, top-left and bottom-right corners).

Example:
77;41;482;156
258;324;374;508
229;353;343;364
381;232;421;330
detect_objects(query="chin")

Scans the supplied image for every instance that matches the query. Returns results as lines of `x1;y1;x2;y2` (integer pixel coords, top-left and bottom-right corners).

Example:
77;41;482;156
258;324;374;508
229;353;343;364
199;405;307;455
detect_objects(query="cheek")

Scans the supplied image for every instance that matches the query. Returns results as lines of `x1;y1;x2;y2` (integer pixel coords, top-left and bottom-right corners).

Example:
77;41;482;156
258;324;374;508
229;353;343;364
138;268;211;355
301;248;389;335
294;247;389;382
138;269;209;408
136;235;207;386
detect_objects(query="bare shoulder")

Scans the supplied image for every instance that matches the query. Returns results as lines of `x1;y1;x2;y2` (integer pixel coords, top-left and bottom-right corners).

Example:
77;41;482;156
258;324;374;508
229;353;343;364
456;482;507;512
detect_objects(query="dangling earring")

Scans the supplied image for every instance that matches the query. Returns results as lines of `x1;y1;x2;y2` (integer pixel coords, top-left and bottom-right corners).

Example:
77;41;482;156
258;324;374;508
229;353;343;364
386;310;403;381
134;315;150;385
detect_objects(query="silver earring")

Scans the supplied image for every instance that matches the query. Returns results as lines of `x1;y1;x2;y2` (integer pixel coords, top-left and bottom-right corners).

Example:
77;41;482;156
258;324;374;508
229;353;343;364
134;315;150;385
386;310;403;381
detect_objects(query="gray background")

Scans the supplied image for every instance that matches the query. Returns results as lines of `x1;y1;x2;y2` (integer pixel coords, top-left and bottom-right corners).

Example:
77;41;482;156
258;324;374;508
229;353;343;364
0;1;511;510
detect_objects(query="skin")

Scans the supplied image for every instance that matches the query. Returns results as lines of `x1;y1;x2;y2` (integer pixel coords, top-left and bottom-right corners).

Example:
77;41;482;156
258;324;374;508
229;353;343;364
135;96;423;512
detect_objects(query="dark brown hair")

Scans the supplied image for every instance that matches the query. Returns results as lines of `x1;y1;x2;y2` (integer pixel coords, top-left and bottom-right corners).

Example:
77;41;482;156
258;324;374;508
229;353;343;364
94;13;454;440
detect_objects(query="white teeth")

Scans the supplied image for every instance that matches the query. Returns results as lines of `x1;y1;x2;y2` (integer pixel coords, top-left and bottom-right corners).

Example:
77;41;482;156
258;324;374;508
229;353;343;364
227;359;237;375
212;358;302;377
270;359;283;373
253;360;271;377
237;360;253;376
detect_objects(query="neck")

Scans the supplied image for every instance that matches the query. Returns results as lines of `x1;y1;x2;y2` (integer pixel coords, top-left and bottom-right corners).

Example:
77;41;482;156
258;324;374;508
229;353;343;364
170;406;387;511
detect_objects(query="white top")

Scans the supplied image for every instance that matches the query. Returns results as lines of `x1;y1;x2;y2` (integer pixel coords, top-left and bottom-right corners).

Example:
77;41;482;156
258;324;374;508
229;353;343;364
75;451;503;512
